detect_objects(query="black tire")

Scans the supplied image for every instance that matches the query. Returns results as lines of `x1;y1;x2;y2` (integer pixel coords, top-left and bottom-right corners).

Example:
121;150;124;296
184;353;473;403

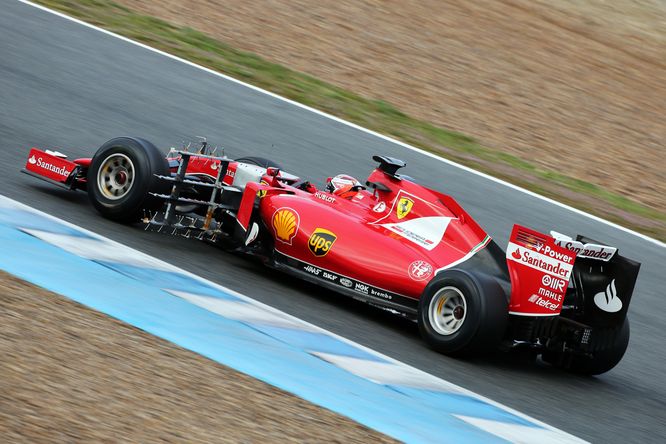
87;137;169;222
544;318;630;375
235;156;282;170
417;270;508;356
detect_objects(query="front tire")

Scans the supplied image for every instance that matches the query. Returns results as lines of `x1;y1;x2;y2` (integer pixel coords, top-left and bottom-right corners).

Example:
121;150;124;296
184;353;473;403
87;137;169;222
418;270;508;356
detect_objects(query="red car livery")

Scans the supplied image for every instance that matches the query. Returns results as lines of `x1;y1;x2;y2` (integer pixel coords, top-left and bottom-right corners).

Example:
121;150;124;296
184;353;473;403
22;137;641;374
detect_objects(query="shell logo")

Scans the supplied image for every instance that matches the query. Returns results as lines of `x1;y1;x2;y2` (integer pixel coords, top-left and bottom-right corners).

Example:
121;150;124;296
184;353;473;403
272;207;300;245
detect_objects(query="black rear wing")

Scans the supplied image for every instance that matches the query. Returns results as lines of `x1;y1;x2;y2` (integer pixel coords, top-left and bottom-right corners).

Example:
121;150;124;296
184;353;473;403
561;233;641;327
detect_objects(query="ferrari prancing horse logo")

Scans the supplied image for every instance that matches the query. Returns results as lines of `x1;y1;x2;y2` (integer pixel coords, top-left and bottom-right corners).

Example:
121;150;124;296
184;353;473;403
396;197;414;219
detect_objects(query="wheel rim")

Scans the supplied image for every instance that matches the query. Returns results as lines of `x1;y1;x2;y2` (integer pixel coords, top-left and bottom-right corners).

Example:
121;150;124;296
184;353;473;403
428;286;467;335
97;153;135;200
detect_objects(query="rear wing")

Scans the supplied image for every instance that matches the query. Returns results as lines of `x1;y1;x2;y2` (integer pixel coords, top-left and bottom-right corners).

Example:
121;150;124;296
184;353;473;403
506;224;640;324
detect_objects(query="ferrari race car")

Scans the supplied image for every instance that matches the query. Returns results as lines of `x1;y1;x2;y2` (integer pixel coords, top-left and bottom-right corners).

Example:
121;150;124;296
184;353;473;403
22;137;641;374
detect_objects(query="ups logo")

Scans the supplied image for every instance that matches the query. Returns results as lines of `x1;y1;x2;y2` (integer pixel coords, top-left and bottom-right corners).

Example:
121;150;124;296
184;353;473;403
308;228;337;257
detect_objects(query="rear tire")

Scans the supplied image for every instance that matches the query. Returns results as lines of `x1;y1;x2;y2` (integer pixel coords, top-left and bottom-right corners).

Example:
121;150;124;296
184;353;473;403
418;270;508;356
87;137;169;222
544;318;630;375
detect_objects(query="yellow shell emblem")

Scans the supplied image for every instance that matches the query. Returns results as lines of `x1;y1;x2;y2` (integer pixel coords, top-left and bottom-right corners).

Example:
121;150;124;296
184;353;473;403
396;197;414;219
272;208;299;244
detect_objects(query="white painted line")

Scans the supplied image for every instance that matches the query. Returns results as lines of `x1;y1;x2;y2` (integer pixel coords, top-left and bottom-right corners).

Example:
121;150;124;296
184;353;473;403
165;290;319;332
454;415;585;444
20;228;180;272
312;351;466;393
0;194;586;442
17;0;665;249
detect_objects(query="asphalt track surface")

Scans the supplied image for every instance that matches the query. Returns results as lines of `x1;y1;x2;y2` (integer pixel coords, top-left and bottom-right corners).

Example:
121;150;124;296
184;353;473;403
1;1;664;441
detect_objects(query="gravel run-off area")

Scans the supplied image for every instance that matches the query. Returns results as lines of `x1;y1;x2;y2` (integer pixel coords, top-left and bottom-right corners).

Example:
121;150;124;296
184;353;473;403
0;272;395;443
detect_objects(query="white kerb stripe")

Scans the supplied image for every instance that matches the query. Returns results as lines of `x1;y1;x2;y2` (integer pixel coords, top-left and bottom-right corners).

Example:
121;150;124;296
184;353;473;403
312;352;467;393
165;290;319;332
454;415;588;444
20;228;180;272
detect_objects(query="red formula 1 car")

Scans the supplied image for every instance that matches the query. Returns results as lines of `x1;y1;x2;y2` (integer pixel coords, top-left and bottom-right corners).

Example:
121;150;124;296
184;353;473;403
22;137;641;374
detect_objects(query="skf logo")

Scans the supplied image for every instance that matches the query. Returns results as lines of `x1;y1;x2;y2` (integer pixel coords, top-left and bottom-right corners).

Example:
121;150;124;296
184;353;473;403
308;228;337;257
272;208;299;244
396;197;414;219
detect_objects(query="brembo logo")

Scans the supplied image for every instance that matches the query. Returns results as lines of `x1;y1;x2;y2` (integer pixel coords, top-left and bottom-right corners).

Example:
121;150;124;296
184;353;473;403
29;155;70;177
594;279;623;313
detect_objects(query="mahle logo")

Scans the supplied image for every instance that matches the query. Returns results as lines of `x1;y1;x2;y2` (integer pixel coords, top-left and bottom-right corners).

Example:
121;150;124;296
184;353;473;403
308;228;337;257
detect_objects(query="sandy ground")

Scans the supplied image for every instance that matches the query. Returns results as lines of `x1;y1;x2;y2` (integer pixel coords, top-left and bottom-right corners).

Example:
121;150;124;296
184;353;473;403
113;0;666;212
0;272;395;443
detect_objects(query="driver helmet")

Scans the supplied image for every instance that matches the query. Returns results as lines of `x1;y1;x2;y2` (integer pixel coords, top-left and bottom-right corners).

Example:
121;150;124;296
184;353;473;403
326;174;363;199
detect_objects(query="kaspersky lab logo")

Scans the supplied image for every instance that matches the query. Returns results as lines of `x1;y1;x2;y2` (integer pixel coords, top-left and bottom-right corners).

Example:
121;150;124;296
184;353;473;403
594;279;623;313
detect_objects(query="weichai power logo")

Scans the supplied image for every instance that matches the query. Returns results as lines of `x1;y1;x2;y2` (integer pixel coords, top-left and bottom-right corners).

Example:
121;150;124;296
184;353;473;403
308;228;337;257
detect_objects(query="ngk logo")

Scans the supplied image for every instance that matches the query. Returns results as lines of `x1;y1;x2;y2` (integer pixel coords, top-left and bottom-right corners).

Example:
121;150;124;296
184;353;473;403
541;274;567;292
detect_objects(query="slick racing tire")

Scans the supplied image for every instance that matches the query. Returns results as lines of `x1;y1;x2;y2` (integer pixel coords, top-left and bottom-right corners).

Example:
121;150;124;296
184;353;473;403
418;270;508;357
544;318;630;375
235;156;282;170
87;137;169;222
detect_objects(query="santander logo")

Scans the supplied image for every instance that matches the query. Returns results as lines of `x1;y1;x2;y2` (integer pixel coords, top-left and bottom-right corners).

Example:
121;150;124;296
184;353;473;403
594;279;623;313
507;244;573;279
30;155;70;177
